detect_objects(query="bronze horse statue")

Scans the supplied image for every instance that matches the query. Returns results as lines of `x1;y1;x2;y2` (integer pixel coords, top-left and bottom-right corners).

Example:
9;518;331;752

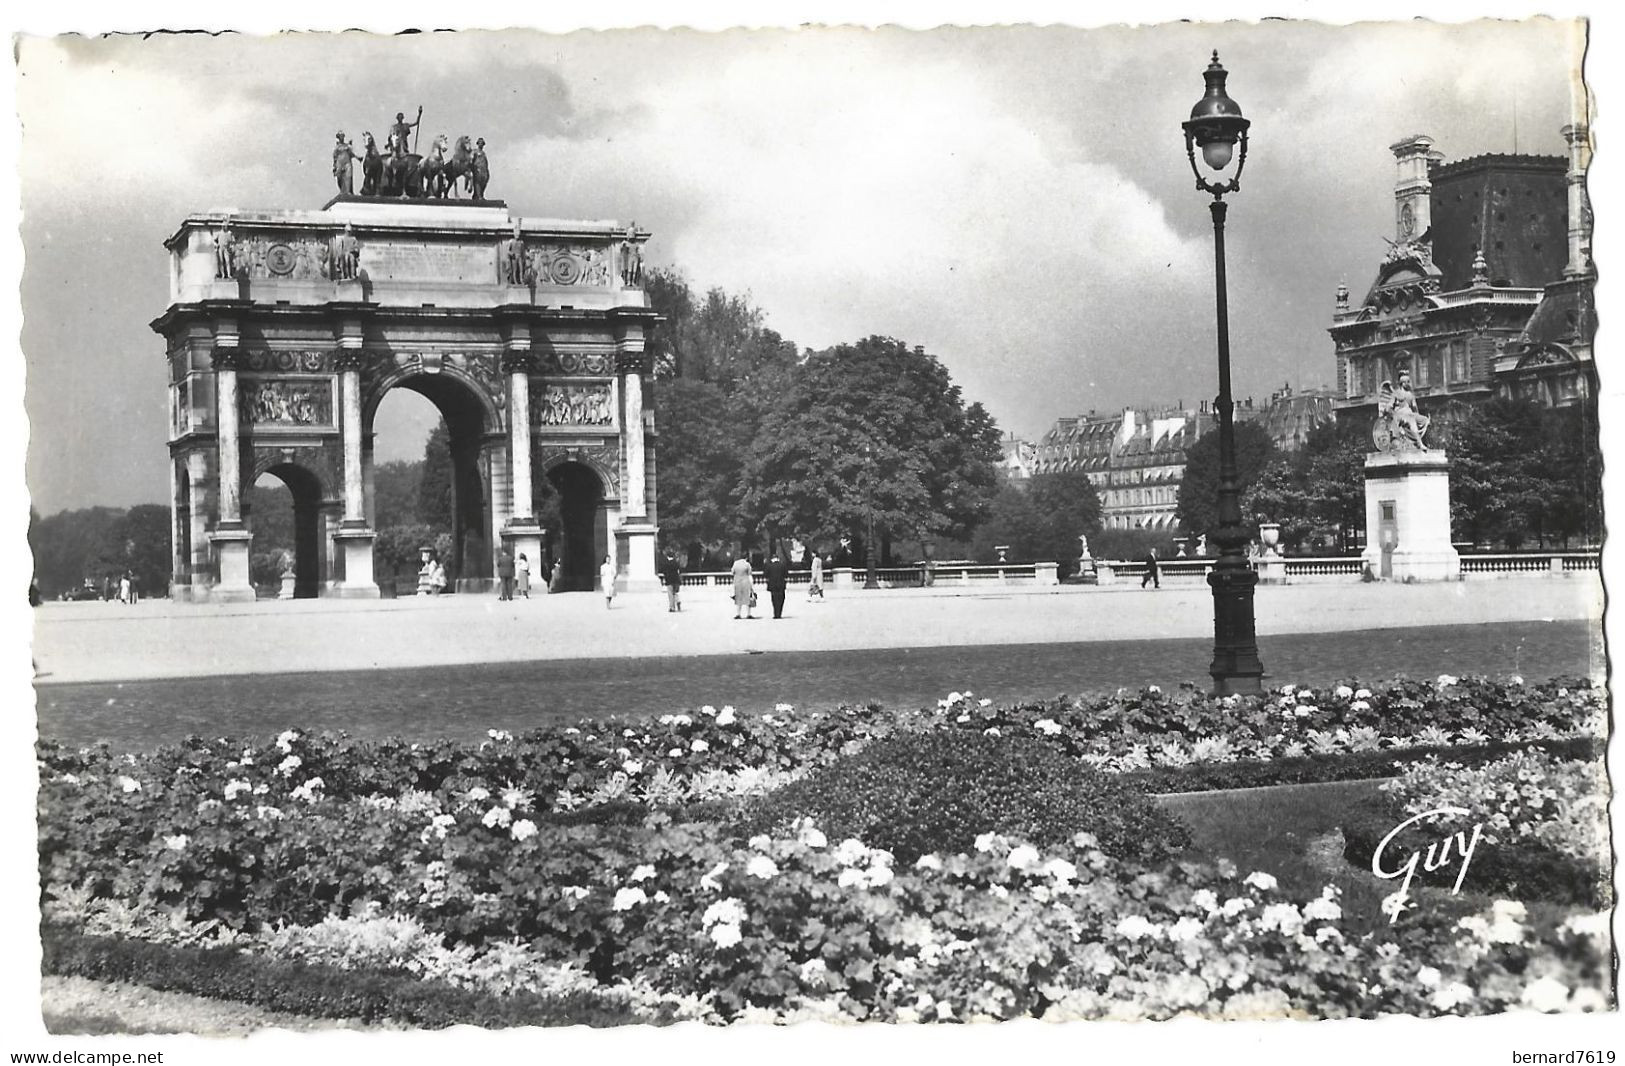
381;144;426;198
422;134;477;198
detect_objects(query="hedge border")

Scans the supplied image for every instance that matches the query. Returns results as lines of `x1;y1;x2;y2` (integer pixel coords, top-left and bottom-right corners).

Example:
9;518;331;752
1122;735;1602;795
40;925;652;1030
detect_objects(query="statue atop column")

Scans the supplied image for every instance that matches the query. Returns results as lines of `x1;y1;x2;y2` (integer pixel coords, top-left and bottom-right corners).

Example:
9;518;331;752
332;131;361;195
213;222;237;279
330;222;361;281
503;218;528;285
619;222;644;287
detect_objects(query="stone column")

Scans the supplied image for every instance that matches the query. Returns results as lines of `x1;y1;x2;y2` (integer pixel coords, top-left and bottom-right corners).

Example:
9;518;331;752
1562;123;1593;278
331;348;379;597
499;348;544;587
614;346;658;592
207;345;255;602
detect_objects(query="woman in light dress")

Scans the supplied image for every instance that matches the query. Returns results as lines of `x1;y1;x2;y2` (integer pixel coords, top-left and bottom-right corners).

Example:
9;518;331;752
516;553;531;599
599;554;617;609
731;554;756;619
808;552;825;601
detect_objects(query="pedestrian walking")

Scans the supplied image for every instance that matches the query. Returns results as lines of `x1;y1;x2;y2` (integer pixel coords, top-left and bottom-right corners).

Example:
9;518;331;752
808;553;825;601
731;553;756;619
1141;548;1161;589
765;550;790;619
431;555;448;595
117;572;132;605
496;548;516;601
600;554;617;609
516;553;531;599
659;549;683;612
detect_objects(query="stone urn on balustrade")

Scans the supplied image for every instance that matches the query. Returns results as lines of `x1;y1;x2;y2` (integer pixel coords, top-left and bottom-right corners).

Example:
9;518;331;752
1256;522;1286;585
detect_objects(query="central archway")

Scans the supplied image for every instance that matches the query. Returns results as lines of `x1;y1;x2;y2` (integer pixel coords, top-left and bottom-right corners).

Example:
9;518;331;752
365;368;502;590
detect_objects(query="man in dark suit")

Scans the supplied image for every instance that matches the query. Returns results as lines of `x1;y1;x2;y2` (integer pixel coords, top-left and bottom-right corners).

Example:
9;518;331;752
496;548;515;601
658;549;683;612
1141;548;1160;589
764;551;791;619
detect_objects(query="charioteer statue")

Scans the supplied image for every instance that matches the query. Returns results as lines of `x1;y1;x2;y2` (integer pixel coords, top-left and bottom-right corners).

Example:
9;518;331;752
328;107;494;201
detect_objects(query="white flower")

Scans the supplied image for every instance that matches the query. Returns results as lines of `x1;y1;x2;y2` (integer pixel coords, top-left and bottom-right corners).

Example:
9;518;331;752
984;727;1001;737
746;855;779;880
500;787;532;809
255;805;283;822
1259;902;1304;937
1350;699;1371;712
914;854;943;871
1167;917;1205;943
866;864;895;888
668;748;683;758
973;832;998;853
421;813;456;841
1279;684;1297;695
560;885;590;900
1302;891;1343;923
57;773;79;785
1033;718;1062;736
290;778;324;803
1334;685;1354;699
956;714;970;723
612;887;648;911
622;759;643;775
799;958;828;982
1521;976;1571;1013
691;738;710;753
1006;844;1040;871
1379;891;1413;922
629;863;657;882
833;838;870;866
1509;675;1524;686
1115;914;1159;941
275;729;300;753
116;776;141;794
978;698;992;707
1295;705;1318;717
1436;674;1459;688
797;822;828;848
565;727;581;734
1416;966;1442;988
1221;897;1252;917
486;729;513;742
773;703;793;713
942;691;964;706
1042;858;1078;882
703;898;746;927
163;834;189;851
253;783;269;795
1147;685;1161;694
1243;871;1278;892
1355;688;1372;699
653;890;670;903
465;786;491;802
837;868;866;889
1432;982;1475;1011
1190;889;1219;913
935;1001;955;1020
511;819;537;841
989;884;1009;899
481;805;512;828
715;707;738;725
710;921;743;949
277;755;302;776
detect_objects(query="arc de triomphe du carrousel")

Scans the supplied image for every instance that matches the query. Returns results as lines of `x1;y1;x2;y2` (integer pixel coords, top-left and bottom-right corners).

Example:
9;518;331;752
153;134;660;602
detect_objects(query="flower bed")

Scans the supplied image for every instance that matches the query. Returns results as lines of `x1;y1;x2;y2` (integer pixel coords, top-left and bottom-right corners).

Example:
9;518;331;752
1340;749;1611;907
35;675;1611;1024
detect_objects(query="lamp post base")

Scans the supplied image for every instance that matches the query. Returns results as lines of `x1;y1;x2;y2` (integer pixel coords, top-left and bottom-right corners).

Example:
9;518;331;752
1208;560;1264;694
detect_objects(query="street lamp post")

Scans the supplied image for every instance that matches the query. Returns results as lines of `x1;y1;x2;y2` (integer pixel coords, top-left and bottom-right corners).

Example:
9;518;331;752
863;443;880;589
1182;51;1264;695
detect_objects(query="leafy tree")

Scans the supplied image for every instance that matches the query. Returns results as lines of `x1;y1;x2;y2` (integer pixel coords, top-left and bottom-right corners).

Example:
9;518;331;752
29;506;123;596
653;376;753;553
417;423;455;532
373;459;424;526
1449;397;1597;550
739;337;1002;554
975;470;1106;573
1175;420;1278;539
91;504;172;597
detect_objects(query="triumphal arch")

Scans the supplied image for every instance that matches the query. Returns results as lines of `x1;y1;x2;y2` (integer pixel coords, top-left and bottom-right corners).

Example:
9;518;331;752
155;186;659;601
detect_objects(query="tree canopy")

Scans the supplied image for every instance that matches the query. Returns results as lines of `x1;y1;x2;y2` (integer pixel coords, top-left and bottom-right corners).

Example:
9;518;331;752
1174;420;1278;539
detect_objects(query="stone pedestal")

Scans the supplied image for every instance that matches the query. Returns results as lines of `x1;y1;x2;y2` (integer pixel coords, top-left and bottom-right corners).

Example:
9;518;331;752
278;571;297;599
1362;450;1461;582
208;528;256;603
1035;561;1059;586
501;522;546;595
331;527;381;598
1255;554;1287;585
615;520;659;593
832;567;855;589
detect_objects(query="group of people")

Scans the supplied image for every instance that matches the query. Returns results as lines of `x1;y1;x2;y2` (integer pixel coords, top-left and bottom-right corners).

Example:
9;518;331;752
494;549;540;601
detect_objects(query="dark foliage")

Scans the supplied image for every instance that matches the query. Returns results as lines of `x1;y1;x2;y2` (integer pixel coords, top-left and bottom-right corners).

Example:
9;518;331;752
735;730;1190;864
40;926;645;1029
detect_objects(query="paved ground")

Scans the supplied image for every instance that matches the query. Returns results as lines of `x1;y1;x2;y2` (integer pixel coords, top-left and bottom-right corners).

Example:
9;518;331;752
29;574;1605;751
35;619;1600;751
30;574;1604;684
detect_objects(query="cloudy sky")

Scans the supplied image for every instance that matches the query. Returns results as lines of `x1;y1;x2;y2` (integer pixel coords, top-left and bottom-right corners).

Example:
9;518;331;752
14;12;1593;515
